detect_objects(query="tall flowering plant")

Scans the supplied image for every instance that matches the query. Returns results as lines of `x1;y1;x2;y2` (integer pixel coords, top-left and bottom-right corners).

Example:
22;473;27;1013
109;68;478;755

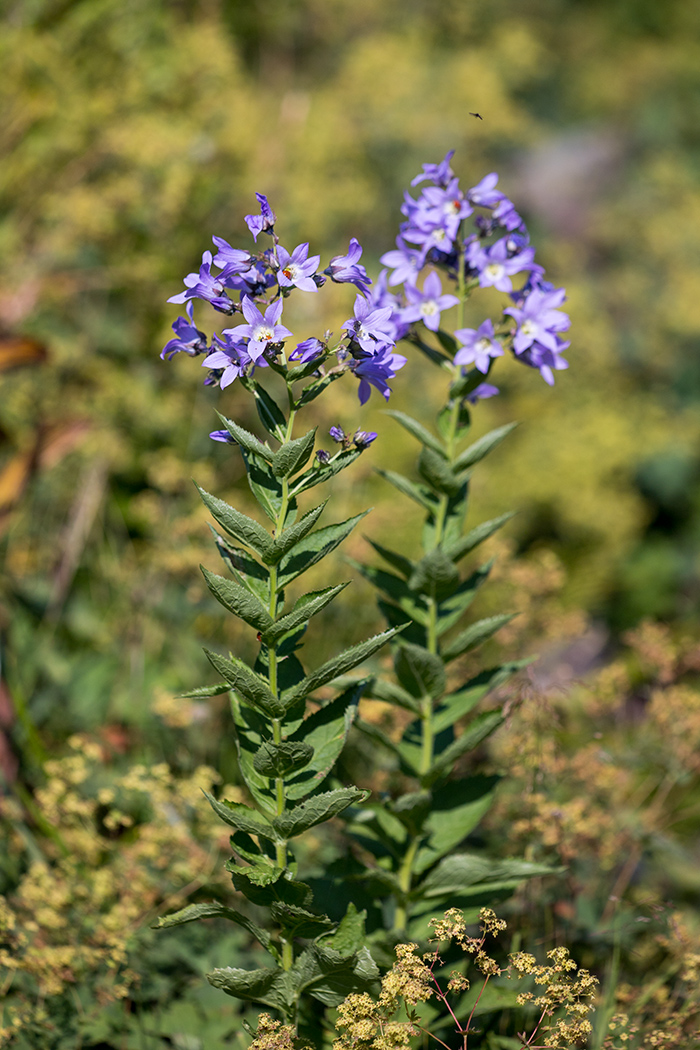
157;153;569;1046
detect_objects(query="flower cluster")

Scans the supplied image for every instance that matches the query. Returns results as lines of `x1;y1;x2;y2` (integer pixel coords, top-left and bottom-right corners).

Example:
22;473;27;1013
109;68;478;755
161;193;406;407
379;149;571;394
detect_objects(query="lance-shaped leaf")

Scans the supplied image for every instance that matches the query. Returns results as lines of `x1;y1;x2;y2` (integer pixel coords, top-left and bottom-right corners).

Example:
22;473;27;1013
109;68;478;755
253;741;315;778
360;676;421;714
385;410;446;457
241;449;291;523
216;412;274;462
197;485;272;559
292;446;363;494
273;787;369;839
277;511;368;586
287;352;329;383
270;902;333;939
408;548;461;601
201;566;273;633
437;399;471;442
262;583;349;645
423;709;504;786
408;331;452;366
242;375;287;440
231;698;276;814
207;966;288;1010
418;447;463;497
376;468;437;511
272;428;316;478
155;902;273;952
365;539;414;580
413;776;500;873
431;661;529;734
203;790;276;838
176;682;229;699
265;499;328;566
394;642;446;701
296;373;333;407
418;852;559;900
441;613;516;663
282;627;398;706
423;488;469;550
453;422;518;473
211;528;270;601
434;561;493;637
205;648;284;718
444;512;515;565
350;560;429;627
285;681;364;800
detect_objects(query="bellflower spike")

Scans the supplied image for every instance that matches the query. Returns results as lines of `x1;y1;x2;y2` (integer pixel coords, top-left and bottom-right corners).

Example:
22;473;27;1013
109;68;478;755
167;251;236;313
224;297;292;363
466;382;500;404
467;172;505;209
161;301;208;360
454;319;504;373
505;286;571;355
467;237;536;293
380;237;423;288
277;243;321;292
342;295;396;353
326;238;371;292
245;193;276;241
411;150;456;188
289;337;325;364
351;345;407;405
401;271;459;332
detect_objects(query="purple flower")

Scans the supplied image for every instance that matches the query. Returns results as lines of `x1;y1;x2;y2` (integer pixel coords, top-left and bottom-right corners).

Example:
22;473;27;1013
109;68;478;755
515;338;570;386
364;270;409;342
405;179;472;244
411;150;456;188
326;238;372;292
161;301;208;360
276;242;321;293
329;425;346;443
211;238;252;274
400;271;459;332
224;297;293;362
342;294;396;353
201;333;254;389
232;258;277;298
492;197;523;232
467;172;505;208
467;237;536;293
380;237;423;288
466;382;499;404
453;319;504;373
289;337;325;364
316;449;331;464
351;345;407;405
353;430;377;448
210;429;237;443
505;286;571;355
245;193;276;241
167;251;236;313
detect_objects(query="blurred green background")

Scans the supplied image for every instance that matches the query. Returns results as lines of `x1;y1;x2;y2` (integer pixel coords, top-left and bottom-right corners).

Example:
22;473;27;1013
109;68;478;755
1;0;700;759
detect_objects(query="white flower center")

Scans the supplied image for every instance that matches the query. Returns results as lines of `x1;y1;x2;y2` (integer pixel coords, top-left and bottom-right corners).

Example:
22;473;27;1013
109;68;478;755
282;264;299;281
485;263;504;281
520;320;536;337
254;324;274;343
420;300;438;317
475;338;491;355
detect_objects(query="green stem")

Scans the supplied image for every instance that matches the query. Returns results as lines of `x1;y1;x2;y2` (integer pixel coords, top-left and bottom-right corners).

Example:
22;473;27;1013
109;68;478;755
394;837;419;932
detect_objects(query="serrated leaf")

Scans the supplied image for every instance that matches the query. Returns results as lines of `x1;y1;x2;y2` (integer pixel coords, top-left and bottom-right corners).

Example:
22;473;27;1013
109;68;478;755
226;859;312;909
273;787;369;839
424;710;504;785
197;485;272;559
266;499;328;566
418;446;463;497
242;449;290;522
419;852;559;900
242;376;287;440
293;944;380;1007
210;528;270;601
413;776;499;873
408;548;460;601
292;446;363;494
230;698;276;813
201;566;273;633
376;468;436;510
444;512;515;565
263;584;348;644
215;412;274;462
285;681;364;799
453;422;518;473
205;649;284;718
270;902;333;938
394;642;446;701
203;790;276;838
176;682;229;699
328;903;367;954
283;628;397;706
385;410;445;456
155;902;272;952
441;613;516;662
207;966;287;1009
431;662;526;735
277;511;368;586
253;741;314;778
272;428;316;478
296;373;333;407
365;539;414;580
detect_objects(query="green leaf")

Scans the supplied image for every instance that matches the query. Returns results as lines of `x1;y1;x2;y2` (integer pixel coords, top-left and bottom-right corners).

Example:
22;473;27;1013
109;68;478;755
277;511;368;586
215;412;274;462
425;710;504;785
283;628;398;706
418;446;463;497
266;499;328;566
350;560;429;627
272;427;316;478
432;662;528;734
296;372;333;407
197;485;272;559
263;584;349;644
423;488;469;549
292;446;363;494
419;853;559;900
409;549;461;601
407;332;452;366
365;539;414;580
293;944;380;1007
226;857;312;909
203;790;276;838
361;676;421;714
206;967;287;1010
242;449;290;523
394;642;446;700
441;613;516;662
230;698;276;814
205;648;284;718
211;528;270;601
435;328;458;355
287;353;328;383
413;776;499;873
253;741;315;778
453;422;518;473
176;682;229;699
200;566;273;633
273;787;369;839
434;562;493;637
437;400;471;442
242;376;287;440
328;902;367;954
385;410;445;456
155;902;272;952
270;902;333;939
444;512;515;564
376;468;437;511
285;681;364;800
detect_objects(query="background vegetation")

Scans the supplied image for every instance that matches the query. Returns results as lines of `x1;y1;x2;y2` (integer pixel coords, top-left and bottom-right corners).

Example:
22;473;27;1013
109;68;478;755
1;0;700;1045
